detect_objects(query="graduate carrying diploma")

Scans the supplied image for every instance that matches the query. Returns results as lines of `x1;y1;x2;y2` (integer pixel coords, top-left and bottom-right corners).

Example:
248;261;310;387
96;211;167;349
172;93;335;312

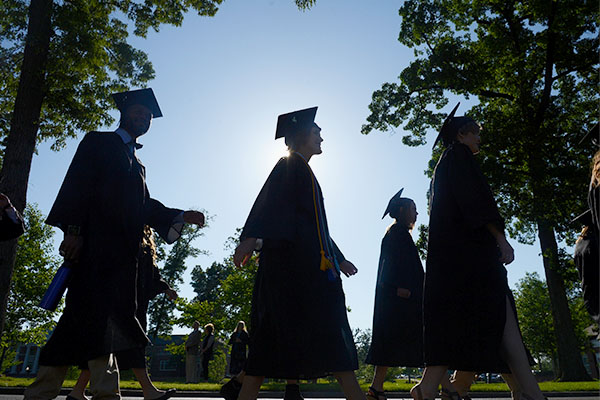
233;107;365;400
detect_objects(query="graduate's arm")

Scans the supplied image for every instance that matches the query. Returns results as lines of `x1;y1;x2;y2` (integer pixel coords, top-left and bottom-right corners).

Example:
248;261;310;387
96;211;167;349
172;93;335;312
0;194;25;240
331;239;357;277
144;192;204;244
378;230;414;297
486;222;514;265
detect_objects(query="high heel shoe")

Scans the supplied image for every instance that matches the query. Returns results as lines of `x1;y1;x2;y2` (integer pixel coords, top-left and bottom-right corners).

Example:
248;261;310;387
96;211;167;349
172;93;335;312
366;386;386;400
440;387;463;400
410;384;433;400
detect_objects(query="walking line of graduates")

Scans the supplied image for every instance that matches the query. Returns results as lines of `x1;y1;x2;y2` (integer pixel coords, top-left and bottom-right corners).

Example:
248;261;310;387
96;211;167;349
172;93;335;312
19;87;597;400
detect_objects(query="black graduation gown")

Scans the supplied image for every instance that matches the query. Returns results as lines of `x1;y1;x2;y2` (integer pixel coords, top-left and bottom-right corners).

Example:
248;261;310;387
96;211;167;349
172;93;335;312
0;207;24;241
241;152;358;379
40;131;182;366
424;143;512;372
366;223;424;367
228;331;249;375
117;241;169;370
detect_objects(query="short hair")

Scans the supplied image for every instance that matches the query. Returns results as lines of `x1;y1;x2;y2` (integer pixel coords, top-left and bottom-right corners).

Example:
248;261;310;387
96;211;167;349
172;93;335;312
204;323;214;334
285;123;319;151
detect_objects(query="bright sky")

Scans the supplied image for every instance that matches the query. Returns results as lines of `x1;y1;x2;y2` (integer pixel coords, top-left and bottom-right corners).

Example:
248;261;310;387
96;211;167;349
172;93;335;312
27;0;548;334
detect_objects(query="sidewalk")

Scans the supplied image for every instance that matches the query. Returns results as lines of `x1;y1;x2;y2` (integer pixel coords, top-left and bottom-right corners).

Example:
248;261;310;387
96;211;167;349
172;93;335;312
0;387;598;398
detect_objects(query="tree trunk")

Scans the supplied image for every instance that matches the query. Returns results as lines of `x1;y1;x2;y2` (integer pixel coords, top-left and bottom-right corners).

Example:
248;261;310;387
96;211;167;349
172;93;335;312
0;0;53;338
537;219;591;380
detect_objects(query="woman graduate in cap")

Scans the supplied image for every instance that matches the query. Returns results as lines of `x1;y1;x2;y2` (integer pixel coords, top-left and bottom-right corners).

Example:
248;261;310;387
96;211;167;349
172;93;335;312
412;104;546;400
365;189;425;400
233;107;364;400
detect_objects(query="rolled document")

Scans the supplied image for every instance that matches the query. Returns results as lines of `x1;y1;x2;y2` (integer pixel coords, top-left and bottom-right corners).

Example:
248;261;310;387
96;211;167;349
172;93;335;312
39;261;73;311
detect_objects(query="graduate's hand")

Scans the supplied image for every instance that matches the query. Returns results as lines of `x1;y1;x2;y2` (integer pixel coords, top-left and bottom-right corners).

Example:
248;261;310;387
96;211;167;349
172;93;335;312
59;235;83;262
183;210;205;227
497;236;515;265
165;288;178;301
339;260;358;277
234;238;257;267
397;288;411;298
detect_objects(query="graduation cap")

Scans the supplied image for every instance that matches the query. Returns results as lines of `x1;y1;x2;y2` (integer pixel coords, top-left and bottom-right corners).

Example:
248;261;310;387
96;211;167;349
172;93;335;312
111;88;163;118
572;209;593;227
577;123;599;148
275;107;318;139
382;188;406;219
432;102;476;149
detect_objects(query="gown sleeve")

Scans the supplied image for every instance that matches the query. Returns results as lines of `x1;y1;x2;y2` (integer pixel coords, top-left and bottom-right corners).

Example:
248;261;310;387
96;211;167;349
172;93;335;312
241;158;297;242
0;207;25;241
144;192;184;244
46;132;102;233
448;144;504;232
378;227;419;293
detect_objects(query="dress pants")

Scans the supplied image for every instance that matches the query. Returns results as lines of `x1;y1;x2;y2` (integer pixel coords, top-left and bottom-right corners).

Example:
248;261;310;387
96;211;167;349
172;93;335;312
185;353;198;383
23;354;120;400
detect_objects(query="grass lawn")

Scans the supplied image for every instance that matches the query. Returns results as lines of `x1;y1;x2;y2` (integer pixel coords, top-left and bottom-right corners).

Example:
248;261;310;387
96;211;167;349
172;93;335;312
1;376;598;392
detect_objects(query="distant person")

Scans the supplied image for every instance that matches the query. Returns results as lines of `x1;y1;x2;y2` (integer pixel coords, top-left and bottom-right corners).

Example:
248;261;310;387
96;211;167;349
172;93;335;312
233;107;364;400
365;190;429;400
200;323;215;381
24;88;205;400
186;321;202;383
412;104;546;400
228;321;249;376
574;124;600;323
0;193;24;240
67;226;178;400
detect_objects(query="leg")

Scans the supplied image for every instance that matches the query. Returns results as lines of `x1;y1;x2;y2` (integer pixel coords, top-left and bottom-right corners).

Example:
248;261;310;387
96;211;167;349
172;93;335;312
449;371;477;398
333;370;365;400
88;354;120;400
237;375;264;400
501;373;522;400
132;367;170;399
439;373;461;400
23;365;68;400
185;353;195;383
69;369;92;400
370;366;388;393
220;371;245;400
410;366;447;400
284;379;303;400
202;356;210;381
500;297;544;400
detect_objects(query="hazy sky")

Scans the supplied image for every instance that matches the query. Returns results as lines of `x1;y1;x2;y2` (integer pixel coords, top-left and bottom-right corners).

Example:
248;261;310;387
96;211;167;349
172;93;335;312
28;0;550;334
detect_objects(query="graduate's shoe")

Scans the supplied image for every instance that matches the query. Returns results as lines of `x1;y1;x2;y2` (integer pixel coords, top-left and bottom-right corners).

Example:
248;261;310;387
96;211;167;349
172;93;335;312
146;389;176;400
283;383;304;400
220;378;242;400
366;386;387;400
440;387;462;400
410;384;433;400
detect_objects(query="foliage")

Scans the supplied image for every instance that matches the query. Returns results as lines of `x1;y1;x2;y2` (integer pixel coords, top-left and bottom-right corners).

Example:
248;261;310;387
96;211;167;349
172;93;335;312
514;272;594;375
414;224;428;260
0;204;60;372
147;223;207;338
0;0;224;152
191;261;234;303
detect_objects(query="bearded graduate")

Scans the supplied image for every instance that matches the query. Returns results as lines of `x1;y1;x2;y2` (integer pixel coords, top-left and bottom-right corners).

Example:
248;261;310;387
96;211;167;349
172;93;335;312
233;107;365;400
412;104;546;400
365;189;425;400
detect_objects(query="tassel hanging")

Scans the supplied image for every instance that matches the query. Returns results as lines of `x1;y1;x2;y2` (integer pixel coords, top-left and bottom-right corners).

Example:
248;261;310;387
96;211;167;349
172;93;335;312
320;250;333;271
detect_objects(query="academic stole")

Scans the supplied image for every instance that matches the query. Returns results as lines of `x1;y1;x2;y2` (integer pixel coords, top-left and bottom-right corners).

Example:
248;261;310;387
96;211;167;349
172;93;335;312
294;152;340;281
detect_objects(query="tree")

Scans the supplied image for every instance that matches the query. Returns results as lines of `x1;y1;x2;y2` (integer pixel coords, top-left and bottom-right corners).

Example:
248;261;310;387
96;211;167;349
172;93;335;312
191;261;235;303
362;0;597;380
0;204;60;371
147;223;206;338
514;271;594;377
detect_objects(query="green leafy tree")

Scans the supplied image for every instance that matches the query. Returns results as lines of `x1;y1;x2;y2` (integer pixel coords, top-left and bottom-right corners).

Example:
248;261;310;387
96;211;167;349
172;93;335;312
191;261;235;303
147;223;206;338
514;271;594;377
362;0;598;380
0;204;60;371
